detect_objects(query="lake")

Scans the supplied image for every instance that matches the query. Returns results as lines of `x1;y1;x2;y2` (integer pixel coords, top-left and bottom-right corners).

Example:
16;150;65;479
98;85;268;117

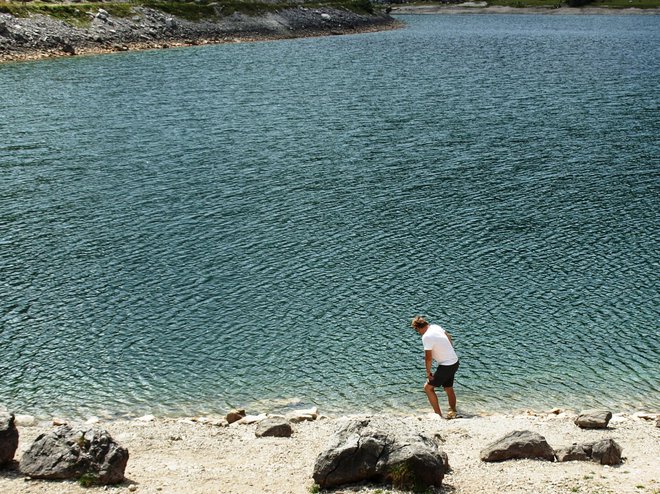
0;13;658;419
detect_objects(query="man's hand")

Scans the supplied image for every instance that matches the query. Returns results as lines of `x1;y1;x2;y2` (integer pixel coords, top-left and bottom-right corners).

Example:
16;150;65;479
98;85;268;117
425;350;434;383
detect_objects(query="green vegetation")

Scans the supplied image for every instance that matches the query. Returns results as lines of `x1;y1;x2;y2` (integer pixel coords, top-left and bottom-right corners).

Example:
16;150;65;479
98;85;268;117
0;2;92;25
386;461;433;493
308;483;321;494
78;472;99;488
0;0;376;25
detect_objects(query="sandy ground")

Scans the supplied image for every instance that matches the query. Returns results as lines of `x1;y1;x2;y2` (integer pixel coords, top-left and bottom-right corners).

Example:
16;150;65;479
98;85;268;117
1;409;658;494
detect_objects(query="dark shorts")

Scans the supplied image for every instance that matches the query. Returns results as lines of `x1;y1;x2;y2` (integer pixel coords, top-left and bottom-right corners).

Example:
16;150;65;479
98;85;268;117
429;360;460;388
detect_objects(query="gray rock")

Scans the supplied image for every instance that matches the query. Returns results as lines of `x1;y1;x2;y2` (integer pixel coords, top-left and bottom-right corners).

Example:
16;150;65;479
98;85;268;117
0;20;10;38
226;409;245;424
555;439;622;465
556;443;593;462
575;409;612;429
61;43;76;55
0;413;19;466
287;407;318;423
480;430;555;462
591;438;622;465
378;433;446;489
255;417;293;438
14;414;36;427
313;418;446;490
19;426;128;485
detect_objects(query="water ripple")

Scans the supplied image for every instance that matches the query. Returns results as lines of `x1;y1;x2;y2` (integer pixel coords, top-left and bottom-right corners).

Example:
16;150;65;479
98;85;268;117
0;14;658;418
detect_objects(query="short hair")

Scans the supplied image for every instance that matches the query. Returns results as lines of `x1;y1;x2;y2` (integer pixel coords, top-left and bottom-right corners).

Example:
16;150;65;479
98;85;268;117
411;316;428;330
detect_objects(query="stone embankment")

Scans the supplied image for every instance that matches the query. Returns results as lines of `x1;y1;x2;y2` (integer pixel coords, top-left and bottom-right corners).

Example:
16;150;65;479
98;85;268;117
0;5;398;62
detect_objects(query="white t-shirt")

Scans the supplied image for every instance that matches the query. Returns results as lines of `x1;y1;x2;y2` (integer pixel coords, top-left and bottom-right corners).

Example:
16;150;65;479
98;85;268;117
422;324;459;366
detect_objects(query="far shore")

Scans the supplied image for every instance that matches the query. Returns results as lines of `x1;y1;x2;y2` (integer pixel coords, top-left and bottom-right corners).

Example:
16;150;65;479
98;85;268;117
1;408;658;493
390;3;660;14
0;7;401;64
0;23;401;64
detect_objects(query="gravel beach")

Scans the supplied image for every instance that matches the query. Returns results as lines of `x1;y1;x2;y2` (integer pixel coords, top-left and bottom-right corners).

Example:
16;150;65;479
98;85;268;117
1;410;658;494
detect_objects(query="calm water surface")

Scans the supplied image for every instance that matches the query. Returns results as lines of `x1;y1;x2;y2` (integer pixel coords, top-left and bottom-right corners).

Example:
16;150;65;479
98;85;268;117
0;14;658;419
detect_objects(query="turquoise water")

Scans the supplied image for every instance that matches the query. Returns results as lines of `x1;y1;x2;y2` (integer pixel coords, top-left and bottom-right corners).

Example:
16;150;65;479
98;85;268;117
1;14;658;419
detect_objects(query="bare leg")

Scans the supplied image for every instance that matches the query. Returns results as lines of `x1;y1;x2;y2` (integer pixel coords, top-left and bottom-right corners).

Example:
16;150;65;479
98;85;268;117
424;382;442;416
444;387;457;412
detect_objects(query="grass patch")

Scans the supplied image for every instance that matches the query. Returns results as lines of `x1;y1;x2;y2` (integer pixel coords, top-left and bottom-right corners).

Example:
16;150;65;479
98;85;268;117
135;0;224;20
0;1;136;25
0;2;90;25
386;461;432;493
78;473;99;488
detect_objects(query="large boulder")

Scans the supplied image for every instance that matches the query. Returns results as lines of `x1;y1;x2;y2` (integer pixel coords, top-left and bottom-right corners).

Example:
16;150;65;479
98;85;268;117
255;417;293;438
0;413;19;466
20;426;128;485
480;430;555;462
313;418;446;490
574;410;612;429
555;443;593;462
380;433;447;490
556;439;622;465
591;438;622;465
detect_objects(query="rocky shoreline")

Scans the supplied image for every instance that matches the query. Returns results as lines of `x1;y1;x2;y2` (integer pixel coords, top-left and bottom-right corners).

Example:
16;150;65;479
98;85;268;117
1;407;658;493
0;6;398;63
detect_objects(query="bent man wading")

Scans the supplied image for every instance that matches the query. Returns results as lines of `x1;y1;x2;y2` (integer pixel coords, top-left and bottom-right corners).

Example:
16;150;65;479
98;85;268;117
411;316;459;419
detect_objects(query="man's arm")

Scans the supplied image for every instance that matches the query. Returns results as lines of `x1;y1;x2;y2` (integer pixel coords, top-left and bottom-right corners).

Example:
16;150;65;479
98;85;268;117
425;350;434;381
445;331;453;346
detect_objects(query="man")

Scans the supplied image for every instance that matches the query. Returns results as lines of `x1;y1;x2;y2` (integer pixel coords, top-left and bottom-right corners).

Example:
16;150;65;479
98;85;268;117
411;316;459;419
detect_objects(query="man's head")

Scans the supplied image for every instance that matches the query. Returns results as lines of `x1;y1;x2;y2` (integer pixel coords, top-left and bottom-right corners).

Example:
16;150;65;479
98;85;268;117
411;316;429;334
